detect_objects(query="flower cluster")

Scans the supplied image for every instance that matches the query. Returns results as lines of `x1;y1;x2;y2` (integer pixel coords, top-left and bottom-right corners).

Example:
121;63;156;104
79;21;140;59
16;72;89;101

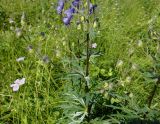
56;0;97;25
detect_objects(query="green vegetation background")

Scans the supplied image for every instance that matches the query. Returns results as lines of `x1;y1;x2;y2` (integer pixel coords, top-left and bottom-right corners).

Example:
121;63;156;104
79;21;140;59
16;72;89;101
0;0;160;123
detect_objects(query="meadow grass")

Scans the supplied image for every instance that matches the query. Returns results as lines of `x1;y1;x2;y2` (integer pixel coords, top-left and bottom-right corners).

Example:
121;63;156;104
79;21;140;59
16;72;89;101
0;0;160;123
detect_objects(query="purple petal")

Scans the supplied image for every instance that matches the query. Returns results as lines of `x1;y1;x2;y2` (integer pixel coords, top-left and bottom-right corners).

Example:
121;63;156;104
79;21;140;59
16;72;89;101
57;6;64;14
18;78;26;85
58;0;64;6
12;84;19;91
72;0;80;7
63;16;73;25
14;78;25;85
89;3;97;14
64;8;75;17
10;83;16;87
14;79;21;84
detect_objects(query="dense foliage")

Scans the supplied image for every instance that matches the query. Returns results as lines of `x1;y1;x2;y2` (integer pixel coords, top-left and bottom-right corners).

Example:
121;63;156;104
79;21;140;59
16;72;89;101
0;0;160;123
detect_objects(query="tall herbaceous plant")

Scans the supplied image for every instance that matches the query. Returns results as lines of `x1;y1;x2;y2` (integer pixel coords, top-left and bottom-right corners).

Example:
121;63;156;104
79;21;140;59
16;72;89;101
55;0;101;123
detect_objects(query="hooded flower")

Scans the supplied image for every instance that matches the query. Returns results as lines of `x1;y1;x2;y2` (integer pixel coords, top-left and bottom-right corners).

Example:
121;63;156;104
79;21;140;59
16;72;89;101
72;0;80;7
63;7;75;25
64;8;75;17
63;16;73;25
57;0;64;14
10;78;26;91
89;3;97;14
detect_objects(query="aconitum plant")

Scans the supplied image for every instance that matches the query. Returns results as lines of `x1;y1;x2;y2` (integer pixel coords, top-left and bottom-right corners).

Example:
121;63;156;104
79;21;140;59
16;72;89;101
56;0;97;25
56;0;98;122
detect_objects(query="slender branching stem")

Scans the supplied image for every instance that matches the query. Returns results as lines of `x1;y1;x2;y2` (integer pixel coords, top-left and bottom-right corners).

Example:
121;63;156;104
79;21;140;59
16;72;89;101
85;0;90;93
85;0;91;122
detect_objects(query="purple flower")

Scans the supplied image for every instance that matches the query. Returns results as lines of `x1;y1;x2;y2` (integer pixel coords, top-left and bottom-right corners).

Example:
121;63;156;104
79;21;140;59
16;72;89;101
63;16;73;25
10;78;26;91
72;0;80;7
63;7;75;25
64;8;75;17
57;0;64;14
58;0;64;6
89;3;97;14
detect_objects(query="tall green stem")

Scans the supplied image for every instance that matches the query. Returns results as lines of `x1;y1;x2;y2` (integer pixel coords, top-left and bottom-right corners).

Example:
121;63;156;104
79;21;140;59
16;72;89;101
85;0;90;92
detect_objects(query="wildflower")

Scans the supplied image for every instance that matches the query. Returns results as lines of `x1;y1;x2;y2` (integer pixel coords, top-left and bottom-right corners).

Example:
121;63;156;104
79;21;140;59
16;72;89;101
131;63;138;70
55;50;61;57
63;16;73;25
116;60;123;67
15;28;22;37
42;55;50;63
137;40;143;47
64;8;75;17
89;3;97;14
9;18;14;24
10;78;26;91
109;83;113;90
27;45;33;54
125;76;131;83
63;7;75;25
91;43;97;48
72;0;80;7
10;26;14;31
16;57;25;62
57;0;64;14
129;92;133;98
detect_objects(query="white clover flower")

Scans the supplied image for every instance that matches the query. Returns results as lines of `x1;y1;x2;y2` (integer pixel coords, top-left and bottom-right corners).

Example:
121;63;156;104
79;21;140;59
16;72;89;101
16;57;25;62
91;43;97;48
10;78;26;91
